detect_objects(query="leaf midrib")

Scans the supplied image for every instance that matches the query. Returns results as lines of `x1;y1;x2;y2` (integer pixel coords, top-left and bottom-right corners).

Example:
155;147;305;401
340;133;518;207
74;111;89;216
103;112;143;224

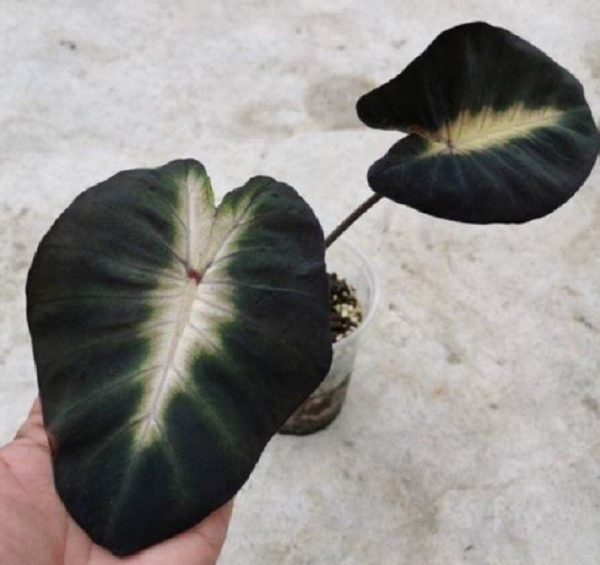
421;106;567;156
135;278;198;446
131;181;260;445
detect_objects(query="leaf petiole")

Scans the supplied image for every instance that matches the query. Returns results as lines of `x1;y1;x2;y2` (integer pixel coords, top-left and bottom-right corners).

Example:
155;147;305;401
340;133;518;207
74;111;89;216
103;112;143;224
325;193;383;249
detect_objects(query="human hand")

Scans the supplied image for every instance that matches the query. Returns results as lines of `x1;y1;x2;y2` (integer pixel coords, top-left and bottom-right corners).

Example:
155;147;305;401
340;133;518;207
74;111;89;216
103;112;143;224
0;398;233;565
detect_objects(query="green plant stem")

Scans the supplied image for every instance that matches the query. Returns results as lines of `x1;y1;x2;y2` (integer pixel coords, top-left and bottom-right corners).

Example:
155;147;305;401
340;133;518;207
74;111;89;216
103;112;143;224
325;193;383;248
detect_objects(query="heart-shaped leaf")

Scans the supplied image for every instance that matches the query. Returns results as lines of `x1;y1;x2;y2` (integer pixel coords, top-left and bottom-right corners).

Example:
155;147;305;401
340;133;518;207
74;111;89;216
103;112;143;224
26;159;332;555
357;22;600;223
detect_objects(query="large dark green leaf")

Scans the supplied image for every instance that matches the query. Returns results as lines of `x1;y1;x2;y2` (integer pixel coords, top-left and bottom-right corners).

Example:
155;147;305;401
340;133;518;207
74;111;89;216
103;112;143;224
26;159;332;556
357;22;600;223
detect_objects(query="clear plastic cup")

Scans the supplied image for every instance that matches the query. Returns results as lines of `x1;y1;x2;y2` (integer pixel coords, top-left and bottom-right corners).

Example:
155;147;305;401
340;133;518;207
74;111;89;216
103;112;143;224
279;239;380;435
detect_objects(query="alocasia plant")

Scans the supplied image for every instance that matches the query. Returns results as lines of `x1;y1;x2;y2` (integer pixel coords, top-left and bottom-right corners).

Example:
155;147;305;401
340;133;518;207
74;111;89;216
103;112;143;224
25;22;598;556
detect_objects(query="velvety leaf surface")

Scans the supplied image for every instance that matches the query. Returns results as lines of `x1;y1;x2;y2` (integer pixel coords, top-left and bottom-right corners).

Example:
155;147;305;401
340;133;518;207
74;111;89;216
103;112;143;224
26;159;332;556
357;22;600;224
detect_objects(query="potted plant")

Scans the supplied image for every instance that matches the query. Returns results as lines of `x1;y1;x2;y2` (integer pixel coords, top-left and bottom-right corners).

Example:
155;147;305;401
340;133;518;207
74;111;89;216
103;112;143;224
25;22;599;556
278;238;380;435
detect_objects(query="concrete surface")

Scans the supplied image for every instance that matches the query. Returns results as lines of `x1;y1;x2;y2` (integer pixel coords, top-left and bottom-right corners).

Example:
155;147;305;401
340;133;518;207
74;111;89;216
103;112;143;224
1;1;600;563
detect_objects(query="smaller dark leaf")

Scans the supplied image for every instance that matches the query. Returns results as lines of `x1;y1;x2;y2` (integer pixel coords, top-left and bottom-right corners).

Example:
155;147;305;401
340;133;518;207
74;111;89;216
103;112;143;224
357;22;600;224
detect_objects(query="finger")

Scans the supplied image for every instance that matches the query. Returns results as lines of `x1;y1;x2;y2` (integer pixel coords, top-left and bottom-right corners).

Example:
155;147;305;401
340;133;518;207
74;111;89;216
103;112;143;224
121;499;235;565
189;499;234;555
14;397;50;451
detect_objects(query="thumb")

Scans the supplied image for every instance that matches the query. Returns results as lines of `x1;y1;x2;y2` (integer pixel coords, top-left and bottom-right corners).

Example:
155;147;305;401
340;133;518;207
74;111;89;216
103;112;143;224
13;397;50;452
